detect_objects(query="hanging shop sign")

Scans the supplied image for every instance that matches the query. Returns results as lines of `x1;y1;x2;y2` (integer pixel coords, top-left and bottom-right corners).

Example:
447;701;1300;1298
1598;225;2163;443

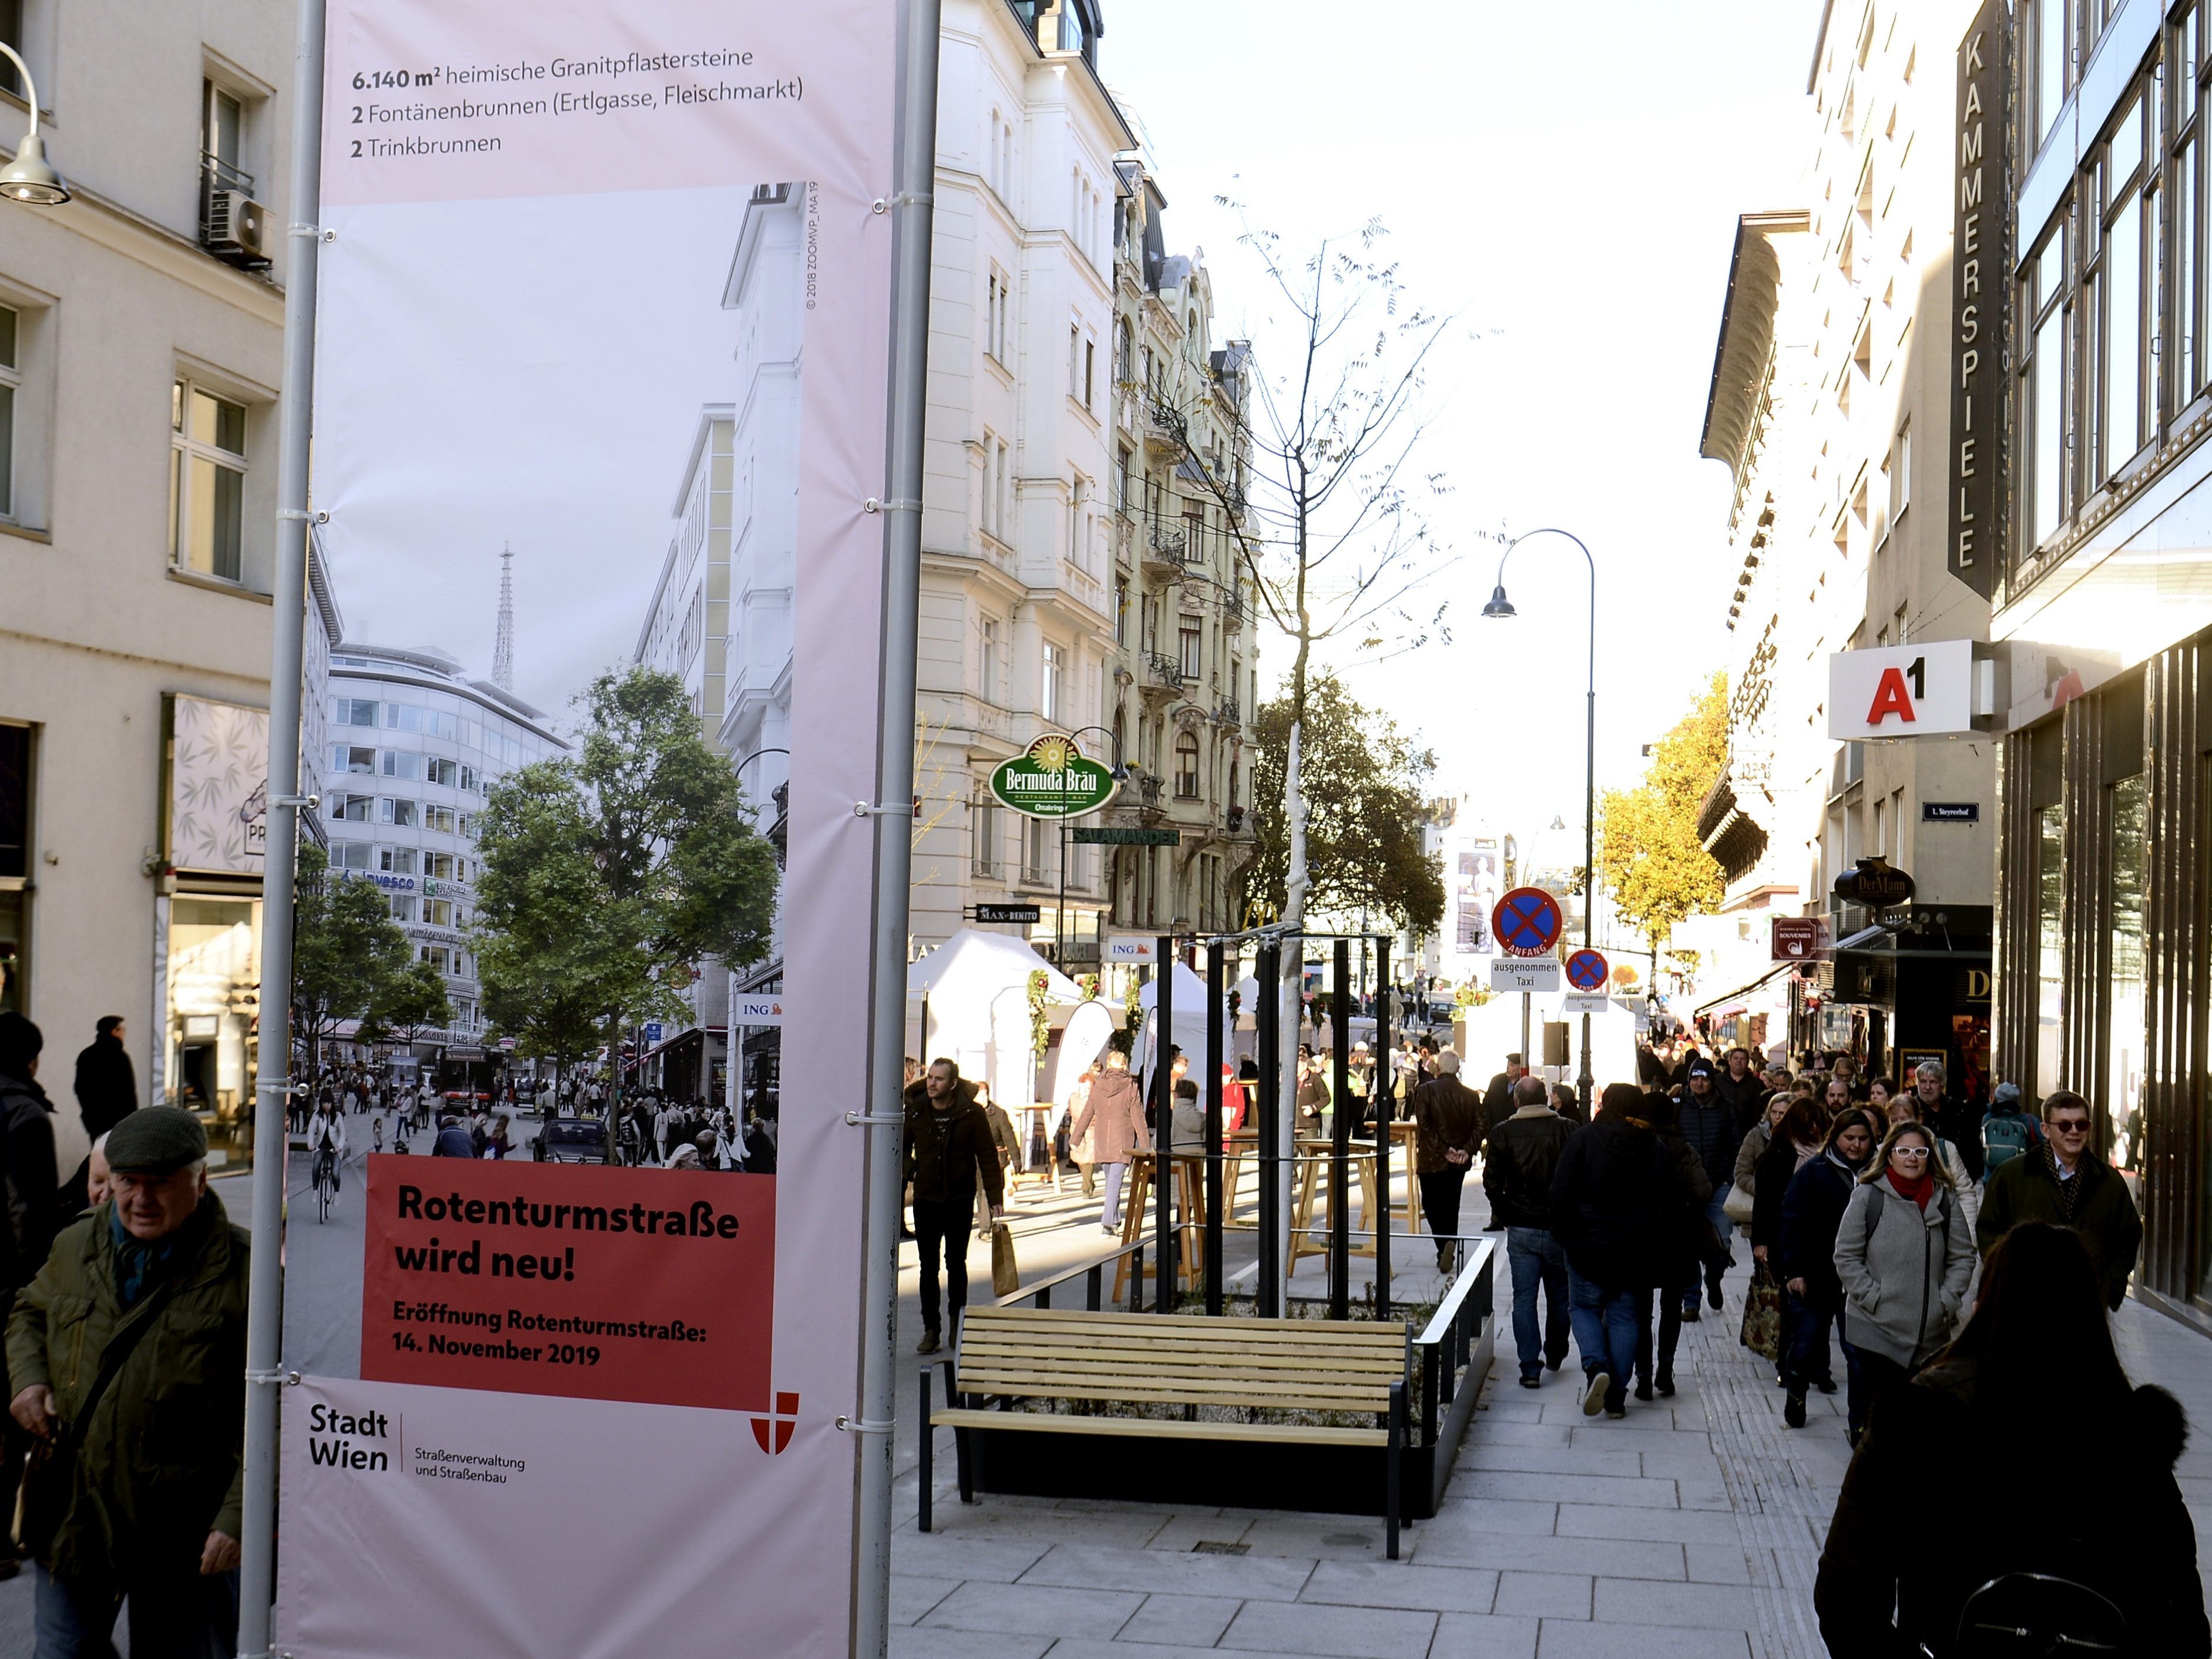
1827;640;1990;740
733;996;785;1025
973;903;1042;924
987;734;1119;820
1833;856;1917;908
277;2;898;1654
1770;916;1832;963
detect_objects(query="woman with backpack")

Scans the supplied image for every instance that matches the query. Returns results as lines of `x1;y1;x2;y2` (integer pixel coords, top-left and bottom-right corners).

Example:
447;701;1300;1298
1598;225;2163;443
1831;1121;1973;1449
1815;1224;2208;1657
1775;1107;1881;1430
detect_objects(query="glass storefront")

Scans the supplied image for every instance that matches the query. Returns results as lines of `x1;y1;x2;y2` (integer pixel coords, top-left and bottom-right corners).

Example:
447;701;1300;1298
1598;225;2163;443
2036;804;2065;1098
0;889;21;1015
2107;775;2147;1177
164;894;261;1173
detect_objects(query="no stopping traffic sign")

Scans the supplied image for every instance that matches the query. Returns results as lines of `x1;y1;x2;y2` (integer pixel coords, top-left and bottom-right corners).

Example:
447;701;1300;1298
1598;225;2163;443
1491;887;1564;958
1565;949;1609;992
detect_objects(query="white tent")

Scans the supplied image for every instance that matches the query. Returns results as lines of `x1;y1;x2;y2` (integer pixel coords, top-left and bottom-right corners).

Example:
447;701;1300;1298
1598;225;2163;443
1456;988;1641;1098
1134;959;1226;1096
907;929;1083;1108
1044;1000;1120;1134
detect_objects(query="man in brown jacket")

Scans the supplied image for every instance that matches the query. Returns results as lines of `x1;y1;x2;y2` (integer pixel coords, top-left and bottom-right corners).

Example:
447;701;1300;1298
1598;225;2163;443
1409;1051;1486;1271
1072;1046;1149;1236
903;1059;1005;1354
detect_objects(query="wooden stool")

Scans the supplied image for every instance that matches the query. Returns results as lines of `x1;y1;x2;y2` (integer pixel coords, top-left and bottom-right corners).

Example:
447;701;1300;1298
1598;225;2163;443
1007;1105;1059;1197
1391;1118;1421;1239
1110;1151;1207;1303
1285;1139;1383;1280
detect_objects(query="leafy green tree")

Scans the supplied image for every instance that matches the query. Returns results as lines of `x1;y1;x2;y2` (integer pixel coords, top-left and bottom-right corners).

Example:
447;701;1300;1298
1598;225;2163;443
1247;670;1444;931
374;958;452;1050
472;669;779;1134
1598;671;1728;954
291;841;410;1076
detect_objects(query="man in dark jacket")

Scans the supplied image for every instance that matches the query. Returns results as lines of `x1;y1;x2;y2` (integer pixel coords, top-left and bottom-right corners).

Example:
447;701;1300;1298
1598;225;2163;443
1480;1053;1526;1137
1407;1052;1484;1271
431;1113;476;1158
8;1106;247;1654
1713;1046;1765;1122
1482;1073;1575;1386
1549;1082;1697;1418
1976;1089;2141;1309
1909;1060;1985;1182
71;1017;137;1146
903;1059;1005;1354
0;1013;63;1293
1674;1062;1744;1318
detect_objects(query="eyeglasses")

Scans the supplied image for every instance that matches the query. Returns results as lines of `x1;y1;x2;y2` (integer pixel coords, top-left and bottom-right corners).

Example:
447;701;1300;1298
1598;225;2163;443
2048;1119;2092;1135
1889;1147;1931;1160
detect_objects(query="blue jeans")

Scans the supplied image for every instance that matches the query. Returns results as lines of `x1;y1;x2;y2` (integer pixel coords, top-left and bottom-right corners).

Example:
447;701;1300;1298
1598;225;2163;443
34;1562;239;1659
1679;1183;1734;1311
1783;1289;1864;1423
1567;1268;1641;1398
1505;1227;1570;1378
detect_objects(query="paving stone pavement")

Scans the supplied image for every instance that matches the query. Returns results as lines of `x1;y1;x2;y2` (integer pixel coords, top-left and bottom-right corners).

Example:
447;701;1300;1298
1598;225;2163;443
892;1246;2212;1657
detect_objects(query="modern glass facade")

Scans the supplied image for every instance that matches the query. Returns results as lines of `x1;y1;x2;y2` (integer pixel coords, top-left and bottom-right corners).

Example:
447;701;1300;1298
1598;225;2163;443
320;645;563;1053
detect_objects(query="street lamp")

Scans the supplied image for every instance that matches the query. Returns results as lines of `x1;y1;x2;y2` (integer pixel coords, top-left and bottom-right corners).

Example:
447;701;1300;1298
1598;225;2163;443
1483;527;1598;1111
0;46;71;206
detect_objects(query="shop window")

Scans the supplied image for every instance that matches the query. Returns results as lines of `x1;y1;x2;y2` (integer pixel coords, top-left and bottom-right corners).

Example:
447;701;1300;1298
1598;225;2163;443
2037;803;2065;1099
2107;774;2148;1172
165;894;260;1172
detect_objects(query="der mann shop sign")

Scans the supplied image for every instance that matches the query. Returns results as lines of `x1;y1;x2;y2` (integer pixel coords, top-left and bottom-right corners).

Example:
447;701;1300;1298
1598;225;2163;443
1951;0;2006;600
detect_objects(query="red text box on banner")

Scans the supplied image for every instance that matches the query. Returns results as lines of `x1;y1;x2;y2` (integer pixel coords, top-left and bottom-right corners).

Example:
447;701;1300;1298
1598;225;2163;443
360;1156;775;1412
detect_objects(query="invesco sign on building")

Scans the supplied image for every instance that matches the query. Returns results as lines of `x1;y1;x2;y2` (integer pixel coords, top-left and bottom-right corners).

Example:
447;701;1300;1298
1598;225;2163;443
988;734;1117;819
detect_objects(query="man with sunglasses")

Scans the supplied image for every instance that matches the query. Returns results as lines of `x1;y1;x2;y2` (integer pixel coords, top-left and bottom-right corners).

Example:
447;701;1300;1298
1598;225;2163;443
1976;1089;2142;1310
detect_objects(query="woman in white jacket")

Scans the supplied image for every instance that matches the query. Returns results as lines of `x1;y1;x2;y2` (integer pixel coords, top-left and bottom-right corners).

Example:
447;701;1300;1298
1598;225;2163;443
1832;1121;1975;1448
1878;1080;1978;1232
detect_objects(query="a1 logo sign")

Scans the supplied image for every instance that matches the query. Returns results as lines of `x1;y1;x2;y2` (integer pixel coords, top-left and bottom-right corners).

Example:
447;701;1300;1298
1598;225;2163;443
1865;656;1927;726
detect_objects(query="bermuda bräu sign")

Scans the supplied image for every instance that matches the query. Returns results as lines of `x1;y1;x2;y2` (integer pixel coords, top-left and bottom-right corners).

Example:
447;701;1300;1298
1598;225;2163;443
987;734;1119;819
275;2;895;1654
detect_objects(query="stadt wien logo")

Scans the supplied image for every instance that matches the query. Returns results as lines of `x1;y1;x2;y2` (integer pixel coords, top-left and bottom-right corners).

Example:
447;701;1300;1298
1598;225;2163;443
751;1390;800;1455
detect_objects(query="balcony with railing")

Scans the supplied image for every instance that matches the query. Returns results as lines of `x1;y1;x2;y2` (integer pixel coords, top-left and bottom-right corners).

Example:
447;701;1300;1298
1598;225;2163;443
1139;651;1186;701
1143;398;1183;454
1221;588;1246;630
1213;699;1241;727
1139;520;1193;577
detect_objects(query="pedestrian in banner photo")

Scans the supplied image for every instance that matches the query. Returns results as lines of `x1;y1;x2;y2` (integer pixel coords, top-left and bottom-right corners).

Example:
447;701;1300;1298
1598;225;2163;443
1548;1081;1703;1420
8;1107;249;1656
1407;1052;1485;1271
1476;1070;1573;1385
1073;1047;1148;1236
70;1017;136;1147
1815;1224;2209;1656
1831;1119;1974;1447
431;1111;474;1159
306;1096;347;1205
902;1058;1004;1355
1976;1087;2143;1311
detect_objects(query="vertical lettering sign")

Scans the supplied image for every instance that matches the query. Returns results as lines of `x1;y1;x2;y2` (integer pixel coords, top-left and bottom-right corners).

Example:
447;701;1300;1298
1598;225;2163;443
1952;0;2008;597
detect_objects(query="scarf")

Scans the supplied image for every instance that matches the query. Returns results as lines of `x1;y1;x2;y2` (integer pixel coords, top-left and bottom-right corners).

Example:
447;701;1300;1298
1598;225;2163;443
109;1199;206;1309
2046;1143;2086;1221
1790;1137;1821;1172
1885;1167;1935;1211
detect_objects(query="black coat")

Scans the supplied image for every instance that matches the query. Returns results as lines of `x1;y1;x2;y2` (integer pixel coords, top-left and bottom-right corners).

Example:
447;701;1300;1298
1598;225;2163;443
1817;1365;2208;1657
902;1080;1005;1210
71;1036;137;1143
1676;1086;1744;1193
1480;1109;1573;1230
0;1072;59;1289
1547;1116;1693;1290
1711;1067;1765;1128
1777;1153;1860;1310
1750;1134;1811;1254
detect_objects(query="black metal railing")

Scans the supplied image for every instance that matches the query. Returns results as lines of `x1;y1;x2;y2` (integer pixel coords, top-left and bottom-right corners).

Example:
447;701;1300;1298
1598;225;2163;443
1142;651;1185;690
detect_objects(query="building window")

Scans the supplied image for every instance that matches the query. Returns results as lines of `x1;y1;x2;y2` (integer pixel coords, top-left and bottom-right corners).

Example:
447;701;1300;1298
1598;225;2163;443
332;745;374;774
380;798;418;828
2032;0;2066;145
380;847;417;875
1115;319;1132;384
1892;418;1909;519
1174;730;1200;798
0;303;16;520
971;791;999;878
423;805;456;834
980;615;1001;705
422;851;452;879
1042;642;1065;723
979;429;999;538
2092;94;2152;482
1178;614;1202;678
422;898;454;928
2178;9;2204;403
1069;323;1082;401
334;697;378;726
379;750;422;781
1115;444;1132;513
169;380;247;581
986;268;1011;365
1113;575;1129;646
2020;220;2072;554
1023;815;1049;884
329;792;371;822
1083;337;1096;409
1069;474;1090;569
388;894;417;923
424;757;458;787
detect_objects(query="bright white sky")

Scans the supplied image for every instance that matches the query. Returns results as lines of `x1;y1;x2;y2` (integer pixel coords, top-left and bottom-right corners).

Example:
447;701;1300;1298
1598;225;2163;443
1109;0;1822;830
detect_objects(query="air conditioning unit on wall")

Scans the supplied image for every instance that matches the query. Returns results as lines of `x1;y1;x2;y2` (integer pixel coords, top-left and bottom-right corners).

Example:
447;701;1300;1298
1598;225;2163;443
204;189;273;267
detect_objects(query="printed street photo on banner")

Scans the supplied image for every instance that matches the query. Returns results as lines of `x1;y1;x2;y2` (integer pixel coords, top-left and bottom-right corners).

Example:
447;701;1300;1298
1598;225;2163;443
276;4;892;1655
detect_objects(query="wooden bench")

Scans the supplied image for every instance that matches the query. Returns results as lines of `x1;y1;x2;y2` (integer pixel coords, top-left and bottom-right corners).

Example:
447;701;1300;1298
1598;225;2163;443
920;1305;1414;1557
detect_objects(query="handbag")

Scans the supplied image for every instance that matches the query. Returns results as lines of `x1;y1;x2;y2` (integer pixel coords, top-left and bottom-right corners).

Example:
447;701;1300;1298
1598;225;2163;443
1723;1184;1756;1227
1738;1259;1783;1364
989;1222;1020;1300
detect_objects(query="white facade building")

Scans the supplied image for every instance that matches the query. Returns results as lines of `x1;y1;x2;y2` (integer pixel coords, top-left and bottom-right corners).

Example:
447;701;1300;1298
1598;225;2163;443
321;644;565;1049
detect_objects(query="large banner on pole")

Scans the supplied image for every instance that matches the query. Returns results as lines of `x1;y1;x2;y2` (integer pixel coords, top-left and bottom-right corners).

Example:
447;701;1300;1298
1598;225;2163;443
276;2;893;1653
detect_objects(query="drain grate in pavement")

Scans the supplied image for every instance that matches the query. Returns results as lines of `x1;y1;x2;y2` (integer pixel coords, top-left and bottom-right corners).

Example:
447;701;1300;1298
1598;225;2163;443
1190;1541;1250;1555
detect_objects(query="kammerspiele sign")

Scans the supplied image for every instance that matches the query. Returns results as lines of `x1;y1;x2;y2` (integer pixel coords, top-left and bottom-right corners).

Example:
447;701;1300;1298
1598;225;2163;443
988;734;1118;819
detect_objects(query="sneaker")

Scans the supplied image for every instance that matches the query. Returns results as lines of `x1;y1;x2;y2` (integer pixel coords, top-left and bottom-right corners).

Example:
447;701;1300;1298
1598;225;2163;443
1681;1306;1701;1323
1655;1370;1676;1398
1545;1355;1566;1373
1604;1405;1628;1420
1784;1390;1807;1429
1518;1372;1543;1390
1633;1378;1654;1402
1436;1246;1454;1273
1582;1372;1612;1416
1814;1375;1839;1395
917;1330;941;1355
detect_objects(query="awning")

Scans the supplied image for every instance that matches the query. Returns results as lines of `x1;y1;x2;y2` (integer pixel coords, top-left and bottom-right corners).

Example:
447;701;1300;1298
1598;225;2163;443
1694;959;1798;1017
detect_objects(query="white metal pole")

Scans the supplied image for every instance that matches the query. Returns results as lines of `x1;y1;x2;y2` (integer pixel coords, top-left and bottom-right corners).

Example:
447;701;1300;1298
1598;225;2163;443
854;0;941;1650
238;0;325;1651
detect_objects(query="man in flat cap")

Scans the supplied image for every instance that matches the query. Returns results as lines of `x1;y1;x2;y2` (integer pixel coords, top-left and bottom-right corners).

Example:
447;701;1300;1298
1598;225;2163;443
7;1106;249;1654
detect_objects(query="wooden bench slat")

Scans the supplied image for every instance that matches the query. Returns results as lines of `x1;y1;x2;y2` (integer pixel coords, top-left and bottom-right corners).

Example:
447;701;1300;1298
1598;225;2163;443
974;1310;1403;1345
955;1379;1387;1413
955;1342;1402;1376
959;1371;1385;1403
956;1358;1396;1392
930;1408;1387;1448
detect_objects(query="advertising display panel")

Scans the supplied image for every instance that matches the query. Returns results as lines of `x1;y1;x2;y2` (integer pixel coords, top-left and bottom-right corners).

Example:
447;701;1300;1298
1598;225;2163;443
274;2;895;1653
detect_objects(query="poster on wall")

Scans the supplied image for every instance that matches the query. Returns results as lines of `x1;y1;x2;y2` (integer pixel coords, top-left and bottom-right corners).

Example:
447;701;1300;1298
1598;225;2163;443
275;3;895;1654
167;694;268;875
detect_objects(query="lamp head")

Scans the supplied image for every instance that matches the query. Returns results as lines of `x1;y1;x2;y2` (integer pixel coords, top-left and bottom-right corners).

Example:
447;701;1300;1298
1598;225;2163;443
1481;585;1516;620
0;133;69;206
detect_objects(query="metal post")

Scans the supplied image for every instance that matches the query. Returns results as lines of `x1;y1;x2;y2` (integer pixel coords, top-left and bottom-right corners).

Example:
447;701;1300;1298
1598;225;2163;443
1204;945;1224;1316
854;0;943;1650
1579;634;1596;1112
1057;821;1066;965
1373;937;1391;1318
1330;939;1351;1321
237;0;324;1650
1154;933;1174;1312
1256;939;1281;1317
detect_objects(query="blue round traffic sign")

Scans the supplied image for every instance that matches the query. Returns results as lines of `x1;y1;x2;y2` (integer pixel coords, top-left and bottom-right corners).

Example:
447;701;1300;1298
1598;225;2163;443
1491;887;1563;959
1565;949;1610;991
